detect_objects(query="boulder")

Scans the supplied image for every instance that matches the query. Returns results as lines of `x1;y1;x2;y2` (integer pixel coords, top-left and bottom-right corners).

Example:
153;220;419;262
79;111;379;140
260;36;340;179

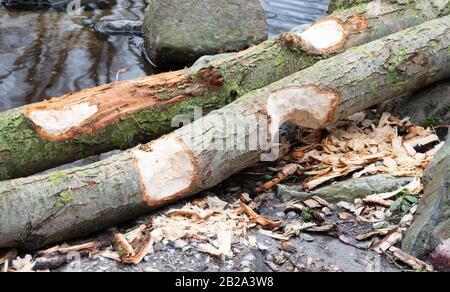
402;139;450;259
276;174;414;203
142;0;268;68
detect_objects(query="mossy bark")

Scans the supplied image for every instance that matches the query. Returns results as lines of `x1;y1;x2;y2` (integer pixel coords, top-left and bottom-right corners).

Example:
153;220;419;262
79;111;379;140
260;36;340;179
328;0;372;14
0;0;449;181
1;15;449;249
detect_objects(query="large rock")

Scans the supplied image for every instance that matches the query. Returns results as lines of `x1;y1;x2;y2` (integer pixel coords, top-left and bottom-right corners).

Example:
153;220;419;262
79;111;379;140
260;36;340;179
402;139;450;259
277;174;414;203
142;0;268;68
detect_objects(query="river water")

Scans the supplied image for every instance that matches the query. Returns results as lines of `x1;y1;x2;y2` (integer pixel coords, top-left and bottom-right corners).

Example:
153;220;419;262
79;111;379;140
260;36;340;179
0;0;330;110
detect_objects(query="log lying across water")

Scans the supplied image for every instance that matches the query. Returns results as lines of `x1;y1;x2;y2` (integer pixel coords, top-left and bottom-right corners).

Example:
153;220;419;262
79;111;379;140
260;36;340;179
0;0;448;180
1;15;449;249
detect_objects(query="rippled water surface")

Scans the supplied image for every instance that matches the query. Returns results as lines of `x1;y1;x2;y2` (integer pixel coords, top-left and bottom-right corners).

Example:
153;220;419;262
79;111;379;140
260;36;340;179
0;0;330;110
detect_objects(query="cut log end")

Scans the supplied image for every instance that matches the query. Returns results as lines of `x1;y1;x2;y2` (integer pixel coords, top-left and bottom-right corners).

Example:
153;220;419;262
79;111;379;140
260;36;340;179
299;18;346;52
267;85;340;140
131;135;199;206
26;102;98;139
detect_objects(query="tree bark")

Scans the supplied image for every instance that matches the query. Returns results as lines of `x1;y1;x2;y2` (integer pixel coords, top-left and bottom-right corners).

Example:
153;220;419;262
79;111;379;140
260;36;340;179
328;0;372;14
0;0;448;180
1;15;449;249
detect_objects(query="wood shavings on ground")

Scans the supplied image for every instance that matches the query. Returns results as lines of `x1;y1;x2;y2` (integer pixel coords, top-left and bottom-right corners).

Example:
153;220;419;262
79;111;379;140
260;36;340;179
1;241;109;272
251;169;434;271
11;255;36;272
108;196;281;263
289;113;441;190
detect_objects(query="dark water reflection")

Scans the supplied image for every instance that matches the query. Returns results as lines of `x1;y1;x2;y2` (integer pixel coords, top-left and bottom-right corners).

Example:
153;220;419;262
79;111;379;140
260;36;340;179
0;0;330;111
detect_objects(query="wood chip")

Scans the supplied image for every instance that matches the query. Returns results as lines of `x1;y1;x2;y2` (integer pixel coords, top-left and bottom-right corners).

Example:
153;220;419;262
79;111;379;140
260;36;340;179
2;260;8;273
239;193;252;204
125;224;147;244
166;209;213;220
356;229;392;241
312;196;332;208
256;164;298;192
303;199;322;209
259;229;290;241
122;233;154;265
373;229;403;254
57;242;104;254
389;246;433;272
198;223;233;261
305;223;335;232
240;202;282;230
114;233;135;256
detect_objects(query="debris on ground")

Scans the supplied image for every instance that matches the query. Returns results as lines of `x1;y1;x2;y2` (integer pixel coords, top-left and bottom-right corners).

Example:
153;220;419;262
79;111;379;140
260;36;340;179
279;112;441;191
1;112;443;272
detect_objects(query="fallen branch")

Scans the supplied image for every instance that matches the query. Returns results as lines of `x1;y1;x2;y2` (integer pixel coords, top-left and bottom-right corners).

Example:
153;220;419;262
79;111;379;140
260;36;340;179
389;246;434;272
0;0;447;180
1;16;450;249
255;164;298;192
240;203;282;230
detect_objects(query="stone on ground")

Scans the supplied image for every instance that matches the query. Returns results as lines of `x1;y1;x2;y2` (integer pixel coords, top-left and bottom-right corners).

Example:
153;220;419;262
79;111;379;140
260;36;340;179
142;0;268;68
277;174;414;203
402;140;450;259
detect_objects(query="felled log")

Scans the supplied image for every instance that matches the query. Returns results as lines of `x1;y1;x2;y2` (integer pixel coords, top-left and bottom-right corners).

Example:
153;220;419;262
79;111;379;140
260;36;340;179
327;0;372;14
1;16;449;249
0;0;448;181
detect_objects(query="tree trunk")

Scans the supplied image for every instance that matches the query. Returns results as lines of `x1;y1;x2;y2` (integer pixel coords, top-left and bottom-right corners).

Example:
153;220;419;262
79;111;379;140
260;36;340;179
1;15;449;249
328;0;372;14
0;0;448;180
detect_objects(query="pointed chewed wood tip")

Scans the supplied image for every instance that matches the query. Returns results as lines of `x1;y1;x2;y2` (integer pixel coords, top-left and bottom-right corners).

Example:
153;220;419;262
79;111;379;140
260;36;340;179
24;102;99;141
267;85;340;140
131;135;200;206
299;17;346;52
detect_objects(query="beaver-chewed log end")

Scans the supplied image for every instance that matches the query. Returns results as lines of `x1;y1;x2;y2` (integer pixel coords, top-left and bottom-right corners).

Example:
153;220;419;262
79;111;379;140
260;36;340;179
25;102;99;140
299;17;347;52
131;135;200;206
267;85;340;140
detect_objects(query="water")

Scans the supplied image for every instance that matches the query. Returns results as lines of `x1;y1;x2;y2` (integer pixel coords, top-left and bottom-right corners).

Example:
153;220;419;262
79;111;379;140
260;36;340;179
0;0;330;111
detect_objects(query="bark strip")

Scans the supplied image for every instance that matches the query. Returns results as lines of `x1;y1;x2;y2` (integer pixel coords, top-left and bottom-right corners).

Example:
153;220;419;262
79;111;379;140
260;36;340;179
1;16;449;249
0;0;447;180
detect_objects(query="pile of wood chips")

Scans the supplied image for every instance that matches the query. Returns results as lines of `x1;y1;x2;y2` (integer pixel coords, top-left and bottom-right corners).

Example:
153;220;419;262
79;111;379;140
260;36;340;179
290;112;443;190
107;195;282;264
